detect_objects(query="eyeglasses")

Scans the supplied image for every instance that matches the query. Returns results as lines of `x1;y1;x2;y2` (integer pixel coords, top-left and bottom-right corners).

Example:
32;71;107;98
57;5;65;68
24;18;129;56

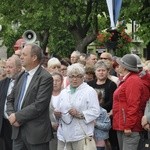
100;57;109;60
69;74;83;79
14;54;21;57
61;68;67;71
51;65;61;69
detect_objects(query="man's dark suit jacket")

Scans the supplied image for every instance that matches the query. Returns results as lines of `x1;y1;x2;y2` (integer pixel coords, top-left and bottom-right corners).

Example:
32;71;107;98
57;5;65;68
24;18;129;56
7;66;54;145
0;77;10;133
0;77;12;150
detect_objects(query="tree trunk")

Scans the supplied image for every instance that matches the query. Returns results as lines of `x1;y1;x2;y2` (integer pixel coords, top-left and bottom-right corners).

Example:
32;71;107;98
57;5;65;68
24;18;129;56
75;33;97;53
37;29;50;55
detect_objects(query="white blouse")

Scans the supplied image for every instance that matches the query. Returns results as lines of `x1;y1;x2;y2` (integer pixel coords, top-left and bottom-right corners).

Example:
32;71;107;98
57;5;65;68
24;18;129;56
56;82;100;142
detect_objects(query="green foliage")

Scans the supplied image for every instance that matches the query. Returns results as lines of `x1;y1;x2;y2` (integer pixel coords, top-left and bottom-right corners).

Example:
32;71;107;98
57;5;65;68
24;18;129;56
121;0;150;46
115;43;131;57
0;16;21;56
0;0;149;58
49;28;75;58
97;13;109;31
0;0;53;56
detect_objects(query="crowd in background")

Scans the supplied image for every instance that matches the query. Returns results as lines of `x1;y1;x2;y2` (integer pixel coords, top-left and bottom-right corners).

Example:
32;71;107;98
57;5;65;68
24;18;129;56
0;42;150;150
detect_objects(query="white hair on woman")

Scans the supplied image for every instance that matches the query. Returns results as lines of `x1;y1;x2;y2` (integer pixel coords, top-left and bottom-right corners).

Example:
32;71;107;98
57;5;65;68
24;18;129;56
67;63;85;76
47;57;61;68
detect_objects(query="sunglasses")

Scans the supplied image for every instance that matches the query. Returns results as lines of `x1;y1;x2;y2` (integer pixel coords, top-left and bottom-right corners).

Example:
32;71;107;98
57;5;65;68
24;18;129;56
100;57;109;60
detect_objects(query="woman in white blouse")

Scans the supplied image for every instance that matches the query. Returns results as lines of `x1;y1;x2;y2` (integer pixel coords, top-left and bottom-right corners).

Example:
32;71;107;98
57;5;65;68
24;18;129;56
54;63;100;150
49;72;63;150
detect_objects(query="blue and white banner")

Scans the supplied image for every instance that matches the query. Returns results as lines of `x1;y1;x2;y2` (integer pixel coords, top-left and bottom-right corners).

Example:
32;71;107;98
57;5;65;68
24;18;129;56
106;0;122;28
106;0;115;28
114;0;122;25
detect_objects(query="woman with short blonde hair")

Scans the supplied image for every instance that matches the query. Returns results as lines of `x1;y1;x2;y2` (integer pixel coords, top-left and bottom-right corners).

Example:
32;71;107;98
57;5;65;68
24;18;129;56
47;57;61;73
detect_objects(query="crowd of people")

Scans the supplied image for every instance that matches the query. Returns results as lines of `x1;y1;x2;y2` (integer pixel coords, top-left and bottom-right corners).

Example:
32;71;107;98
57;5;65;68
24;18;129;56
0;41;150;150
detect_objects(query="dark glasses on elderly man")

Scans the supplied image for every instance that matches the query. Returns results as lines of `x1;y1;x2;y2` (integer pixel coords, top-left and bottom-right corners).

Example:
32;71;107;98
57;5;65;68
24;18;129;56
100;57;109;60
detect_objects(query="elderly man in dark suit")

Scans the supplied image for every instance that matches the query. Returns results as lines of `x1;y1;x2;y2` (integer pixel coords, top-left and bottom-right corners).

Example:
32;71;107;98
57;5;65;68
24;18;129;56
7;44;53;150
0;55;22;150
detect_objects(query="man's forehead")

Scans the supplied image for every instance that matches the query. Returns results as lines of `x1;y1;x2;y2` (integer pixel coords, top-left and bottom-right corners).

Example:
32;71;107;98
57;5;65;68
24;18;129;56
22;45;31;52
101;53;107;57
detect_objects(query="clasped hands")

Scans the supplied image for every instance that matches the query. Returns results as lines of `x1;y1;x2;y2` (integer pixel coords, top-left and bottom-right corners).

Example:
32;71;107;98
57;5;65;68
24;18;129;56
8;113;20;127
54;108;82;119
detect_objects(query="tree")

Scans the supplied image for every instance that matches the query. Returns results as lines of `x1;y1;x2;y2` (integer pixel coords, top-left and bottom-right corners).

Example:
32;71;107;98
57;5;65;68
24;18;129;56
0;0;53;56
0;0;149;57
121;0;150;46
50;0;111;53
0;0;107;56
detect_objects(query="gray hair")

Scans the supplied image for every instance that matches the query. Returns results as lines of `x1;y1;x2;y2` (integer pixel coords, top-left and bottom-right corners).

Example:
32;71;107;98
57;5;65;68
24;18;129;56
25;43;43;62
47;57;61;68
51;72;63;81
0;67;4;74
11;54;22;68
94;60;111;71
67;63;85;76
71;51;81;58
32;45;43;61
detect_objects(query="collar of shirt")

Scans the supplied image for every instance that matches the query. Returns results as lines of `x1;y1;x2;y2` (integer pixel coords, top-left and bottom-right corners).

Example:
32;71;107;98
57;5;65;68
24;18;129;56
67;82;85;93
25;65;40;77
18;65;40;110
123;72;130;80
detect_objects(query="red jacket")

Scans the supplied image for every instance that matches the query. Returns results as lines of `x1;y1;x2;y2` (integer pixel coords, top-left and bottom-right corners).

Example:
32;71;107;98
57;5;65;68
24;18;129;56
113;73;147;132
139;70;150;91
139;70;150;113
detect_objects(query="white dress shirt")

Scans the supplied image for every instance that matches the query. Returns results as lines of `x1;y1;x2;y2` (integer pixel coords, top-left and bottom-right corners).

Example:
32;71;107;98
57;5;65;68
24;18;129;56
18;65;40;110
4;79;15;118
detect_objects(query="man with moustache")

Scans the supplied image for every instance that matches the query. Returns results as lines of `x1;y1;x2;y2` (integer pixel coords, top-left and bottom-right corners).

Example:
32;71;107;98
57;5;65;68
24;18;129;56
0;55;22;150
